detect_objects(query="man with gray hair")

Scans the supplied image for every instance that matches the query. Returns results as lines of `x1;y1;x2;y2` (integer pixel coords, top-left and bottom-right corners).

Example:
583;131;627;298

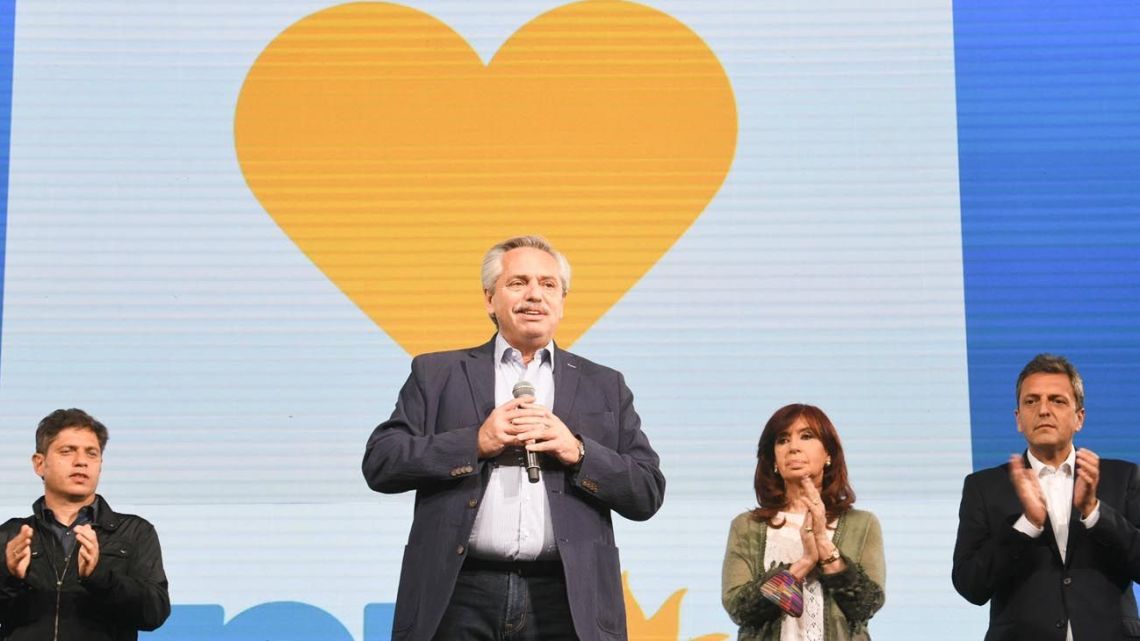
952;354;1140;640
364;235;665;641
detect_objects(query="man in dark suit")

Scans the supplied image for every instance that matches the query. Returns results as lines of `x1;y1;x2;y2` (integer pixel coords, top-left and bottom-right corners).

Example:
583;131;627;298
363;235;665;641
952;353;1140;641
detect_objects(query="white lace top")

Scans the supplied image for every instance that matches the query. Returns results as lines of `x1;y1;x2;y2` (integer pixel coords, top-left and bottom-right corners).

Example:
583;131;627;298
763;511;835;641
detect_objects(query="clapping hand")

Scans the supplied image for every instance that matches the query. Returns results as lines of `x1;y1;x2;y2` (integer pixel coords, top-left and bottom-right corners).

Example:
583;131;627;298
1074;448;1100;518
1009;454;1048;528
800;477;845;574
4;525;32;579
789;499;819;581
75;524;99;578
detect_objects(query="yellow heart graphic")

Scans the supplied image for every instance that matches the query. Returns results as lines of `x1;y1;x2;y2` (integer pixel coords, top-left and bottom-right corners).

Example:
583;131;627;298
235;1;736;356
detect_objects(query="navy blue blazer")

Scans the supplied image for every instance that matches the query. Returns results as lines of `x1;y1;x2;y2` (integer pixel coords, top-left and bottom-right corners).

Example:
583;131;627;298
362;339;665;641
952;454;1140;641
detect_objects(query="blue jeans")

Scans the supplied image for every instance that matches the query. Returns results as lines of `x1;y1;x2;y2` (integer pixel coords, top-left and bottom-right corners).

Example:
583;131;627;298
432;560;580;641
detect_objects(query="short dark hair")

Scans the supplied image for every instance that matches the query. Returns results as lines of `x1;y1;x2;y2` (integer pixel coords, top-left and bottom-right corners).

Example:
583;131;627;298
1016;354;1085;410
36;408;109;454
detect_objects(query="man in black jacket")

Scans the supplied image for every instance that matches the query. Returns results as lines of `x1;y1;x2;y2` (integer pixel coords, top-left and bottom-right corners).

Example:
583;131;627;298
952;354;1140;641
0;408;170;640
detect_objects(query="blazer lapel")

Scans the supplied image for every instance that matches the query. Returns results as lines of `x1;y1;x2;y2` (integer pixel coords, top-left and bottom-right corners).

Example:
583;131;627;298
463;338;497;418
1063;504;1083;567
552;344;580;419
1042;516;1065;563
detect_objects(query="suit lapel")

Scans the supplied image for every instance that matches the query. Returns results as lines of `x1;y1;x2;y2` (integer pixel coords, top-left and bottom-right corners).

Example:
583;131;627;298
1042;516;1065;563
463;338;497;418
552;344;580;419
1062;504;1083;567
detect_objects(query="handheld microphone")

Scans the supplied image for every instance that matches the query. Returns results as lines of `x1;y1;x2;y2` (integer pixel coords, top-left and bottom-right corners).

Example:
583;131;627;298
512;380;541;483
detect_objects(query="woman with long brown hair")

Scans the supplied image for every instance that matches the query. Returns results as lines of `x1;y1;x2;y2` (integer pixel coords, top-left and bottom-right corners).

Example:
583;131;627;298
722;404;885;640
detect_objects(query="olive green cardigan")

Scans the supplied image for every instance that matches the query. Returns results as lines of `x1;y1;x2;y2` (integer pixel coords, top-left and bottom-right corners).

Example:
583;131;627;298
721;509;886;641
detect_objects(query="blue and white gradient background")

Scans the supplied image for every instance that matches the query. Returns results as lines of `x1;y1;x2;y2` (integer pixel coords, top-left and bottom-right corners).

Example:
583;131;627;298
0;1;1138;639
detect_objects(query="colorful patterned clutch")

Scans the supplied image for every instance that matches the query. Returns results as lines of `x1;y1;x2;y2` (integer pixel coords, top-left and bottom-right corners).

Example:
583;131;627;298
759;569;804;617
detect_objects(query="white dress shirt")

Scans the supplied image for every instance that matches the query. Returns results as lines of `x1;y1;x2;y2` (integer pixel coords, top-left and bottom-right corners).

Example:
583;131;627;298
1012;447;1102;641
466;333;559;561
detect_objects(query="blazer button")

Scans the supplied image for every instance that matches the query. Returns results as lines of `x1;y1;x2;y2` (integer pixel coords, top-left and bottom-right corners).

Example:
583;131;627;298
456;545;465;555
468;498;478;508
1063;577;1072;586
1055;620;1063;629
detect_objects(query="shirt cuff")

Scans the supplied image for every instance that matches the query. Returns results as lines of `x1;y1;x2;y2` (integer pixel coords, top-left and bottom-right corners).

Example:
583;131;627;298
1080;501;1101;528
1013;515;1044;538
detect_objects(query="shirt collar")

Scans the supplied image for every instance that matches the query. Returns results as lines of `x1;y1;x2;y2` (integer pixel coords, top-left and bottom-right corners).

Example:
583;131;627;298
40;500;98;529
494;333;554;368
1026;446;1076;477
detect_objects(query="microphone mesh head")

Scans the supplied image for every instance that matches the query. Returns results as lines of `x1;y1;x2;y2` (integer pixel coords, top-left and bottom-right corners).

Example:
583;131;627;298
512;380;536;398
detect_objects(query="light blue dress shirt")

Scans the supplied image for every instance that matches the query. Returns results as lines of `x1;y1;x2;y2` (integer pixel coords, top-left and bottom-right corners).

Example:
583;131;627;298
466;333;559;561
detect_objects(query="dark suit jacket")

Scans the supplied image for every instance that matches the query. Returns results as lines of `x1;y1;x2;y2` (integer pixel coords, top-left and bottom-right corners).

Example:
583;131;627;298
362;338;665;641
952;454;1140;641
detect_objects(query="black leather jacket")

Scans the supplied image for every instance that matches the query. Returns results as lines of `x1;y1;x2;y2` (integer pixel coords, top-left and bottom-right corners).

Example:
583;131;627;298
0;495;170;641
